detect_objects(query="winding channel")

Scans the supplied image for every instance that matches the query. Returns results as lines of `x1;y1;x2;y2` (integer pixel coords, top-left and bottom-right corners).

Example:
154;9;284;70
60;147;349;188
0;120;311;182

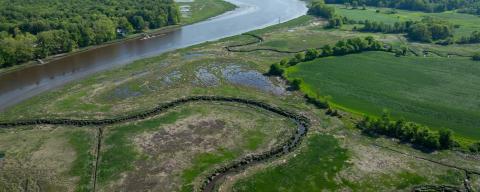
0;96;311;191
0;0;307;111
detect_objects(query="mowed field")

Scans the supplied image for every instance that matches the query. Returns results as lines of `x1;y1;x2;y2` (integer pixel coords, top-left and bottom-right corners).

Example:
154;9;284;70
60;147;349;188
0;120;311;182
286;51;480;140
333;5;480;39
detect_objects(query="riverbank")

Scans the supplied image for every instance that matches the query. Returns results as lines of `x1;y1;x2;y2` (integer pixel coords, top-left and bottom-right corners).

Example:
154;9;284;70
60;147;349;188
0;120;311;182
0;25;181;76
0;0;236;76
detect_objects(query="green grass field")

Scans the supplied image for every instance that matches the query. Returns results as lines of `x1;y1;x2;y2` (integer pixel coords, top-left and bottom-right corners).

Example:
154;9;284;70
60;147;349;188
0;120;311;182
334;5;480;39
286;51;480;140
232;134;349;191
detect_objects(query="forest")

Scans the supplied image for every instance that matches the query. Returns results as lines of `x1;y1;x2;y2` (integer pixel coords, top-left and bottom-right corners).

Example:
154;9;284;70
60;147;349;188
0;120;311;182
0;0;180;68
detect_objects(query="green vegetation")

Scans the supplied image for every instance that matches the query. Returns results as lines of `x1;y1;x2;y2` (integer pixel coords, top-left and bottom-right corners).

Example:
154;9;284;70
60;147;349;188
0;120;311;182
341;171;429;191
308;0;336;19
324;0;479;13
68;130;95;192
233;134;349;191
286;51;480;140
0;0;180;68
473;52;480;60
333;4;480;40
243;130;268;150
180;149;237;192
357;113;455;150
97;110;187;184
178;0;236;24
361;17;454;43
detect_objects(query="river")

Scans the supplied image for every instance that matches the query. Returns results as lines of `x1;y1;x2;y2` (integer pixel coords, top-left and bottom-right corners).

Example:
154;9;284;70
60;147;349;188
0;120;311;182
0;0;307;111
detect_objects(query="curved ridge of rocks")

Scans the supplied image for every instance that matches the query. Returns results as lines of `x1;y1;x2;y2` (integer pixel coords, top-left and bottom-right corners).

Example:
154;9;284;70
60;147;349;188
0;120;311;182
0;96;309;129
0;96;311;192
225;33;307;54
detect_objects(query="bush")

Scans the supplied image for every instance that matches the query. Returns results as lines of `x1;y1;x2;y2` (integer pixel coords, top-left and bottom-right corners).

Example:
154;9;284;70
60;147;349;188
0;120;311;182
473;53;480;61
304;49;320;61
439;129;454;149
469;142;480;153
308;0;336;19
268;63;284;76
289;78;303;91
305;95;329;109
357;113;455;151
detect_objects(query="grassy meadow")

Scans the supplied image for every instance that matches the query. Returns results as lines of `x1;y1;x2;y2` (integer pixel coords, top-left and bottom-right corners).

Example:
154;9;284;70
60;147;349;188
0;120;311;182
232;134;350;191
0;126;96;192
286;51;480;140
97;103;296;191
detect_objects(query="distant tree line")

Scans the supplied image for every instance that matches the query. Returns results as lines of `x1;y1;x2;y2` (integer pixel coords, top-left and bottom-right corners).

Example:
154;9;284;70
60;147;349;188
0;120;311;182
324;0;480;14
459;31;480;44
457;1;480;15
308;1;455;43
359;17;454;43
0;0;181;68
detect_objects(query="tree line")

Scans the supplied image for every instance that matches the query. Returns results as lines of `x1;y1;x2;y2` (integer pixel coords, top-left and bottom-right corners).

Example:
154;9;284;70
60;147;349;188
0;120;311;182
361;17;454;43
268;36;385;77
324;0;480;14
0;0;181;68
308;2;480;59
357;113;480;153
357;113;455;150
457;1;480;15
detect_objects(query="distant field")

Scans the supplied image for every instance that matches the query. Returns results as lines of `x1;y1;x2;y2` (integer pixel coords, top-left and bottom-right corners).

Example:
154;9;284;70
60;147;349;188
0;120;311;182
333;5;480;39
286;51;480;140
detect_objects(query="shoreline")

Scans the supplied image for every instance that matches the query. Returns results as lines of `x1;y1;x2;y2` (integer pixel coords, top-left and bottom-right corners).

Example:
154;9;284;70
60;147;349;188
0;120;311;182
0;25;182;76
0;1;237;76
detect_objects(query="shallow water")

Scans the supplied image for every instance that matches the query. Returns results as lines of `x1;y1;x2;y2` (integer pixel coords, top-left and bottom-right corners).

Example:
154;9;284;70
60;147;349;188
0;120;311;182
221;65;285;95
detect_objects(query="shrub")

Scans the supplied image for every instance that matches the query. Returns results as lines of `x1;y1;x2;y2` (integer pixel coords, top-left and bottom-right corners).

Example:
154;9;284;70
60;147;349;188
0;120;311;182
469;142;480;153
306;95;329;109
289;78;303;90
473;53;480;61
439;129;454;149
357;113;455;151
304;49;320;61
268;63;284;76
308;0;336;19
